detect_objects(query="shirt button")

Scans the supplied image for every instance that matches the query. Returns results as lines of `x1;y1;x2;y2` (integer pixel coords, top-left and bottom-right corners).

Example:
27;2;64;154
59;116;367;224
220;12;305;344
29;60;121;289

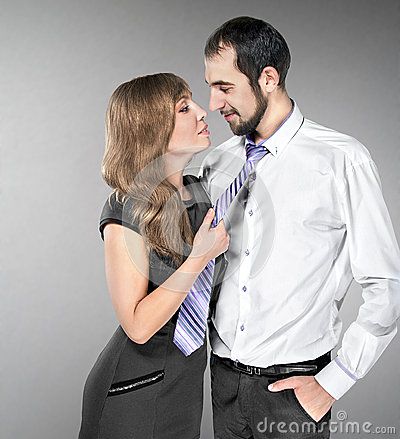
242;286;247;292
248;210;253;216
240;324;245;331
244;249;250;256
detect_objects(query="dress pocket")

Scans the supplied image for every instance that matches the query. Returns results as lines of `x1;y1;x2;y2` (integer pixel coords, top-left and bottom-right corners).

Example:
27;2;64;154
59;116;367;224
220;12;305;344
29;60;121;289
107;370;165;397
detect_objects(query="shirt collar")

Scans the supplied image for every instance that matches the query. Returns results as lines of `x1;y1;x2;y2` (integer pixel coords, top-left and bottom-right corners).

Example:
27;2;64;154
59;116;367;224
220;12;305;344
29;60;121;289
244;99;304;158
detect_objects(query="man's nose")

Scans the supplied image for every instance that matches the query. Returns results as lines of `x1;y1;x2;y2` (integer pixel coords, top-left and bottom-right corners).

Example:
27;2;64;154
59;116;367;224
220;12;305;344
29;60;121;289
209;91;224;112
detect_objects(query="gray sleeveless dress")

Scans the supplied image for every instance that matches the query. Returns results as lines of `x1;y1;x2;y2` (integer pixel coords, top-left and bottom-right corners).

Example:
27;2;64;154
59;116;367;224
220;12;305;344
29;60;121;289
78;175;226;439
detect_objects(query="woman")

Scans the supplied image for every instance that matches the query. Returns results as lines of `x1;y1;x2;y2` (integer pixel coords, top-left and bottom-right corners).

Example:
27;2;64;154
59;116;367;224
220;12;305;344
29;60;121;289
78;73;229;439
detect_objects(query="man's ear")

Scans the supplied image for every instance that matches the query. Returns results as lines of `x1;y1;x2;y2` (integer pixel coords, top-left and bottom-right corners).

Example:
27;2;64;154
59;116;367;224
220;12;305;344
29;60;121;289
258;66;280;94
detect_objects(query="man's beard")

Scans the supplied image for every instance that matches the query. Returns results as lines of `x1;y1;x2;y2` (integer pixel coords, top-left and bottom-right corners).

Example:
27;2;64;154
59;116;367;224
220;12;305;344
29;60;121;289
229;87;268;136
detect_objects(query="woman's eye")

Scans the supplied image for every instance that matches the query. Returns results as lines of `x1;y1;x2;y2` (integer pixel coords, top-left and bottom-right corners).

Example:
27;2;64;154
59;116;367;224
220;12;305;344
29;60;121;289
180;105;190;113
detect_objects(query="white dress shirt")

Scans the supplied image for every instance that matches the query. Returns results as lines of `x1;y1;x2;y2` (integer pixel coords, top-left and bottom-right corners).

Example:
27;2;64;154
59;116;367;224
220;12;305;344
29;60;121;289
199;101;400;400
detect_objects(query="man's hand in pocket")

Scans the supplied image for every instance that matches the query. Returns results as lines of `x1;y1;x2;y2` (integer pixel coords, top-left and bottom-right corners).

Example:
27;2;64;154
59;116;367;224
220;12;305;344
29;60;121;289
268;376;336;422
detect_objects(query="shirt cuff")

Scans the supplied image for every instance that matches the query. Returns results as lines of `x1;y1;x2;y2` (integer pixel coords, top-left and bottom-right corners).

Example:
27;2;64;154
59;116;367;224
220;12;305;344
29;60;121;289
314;356;358;400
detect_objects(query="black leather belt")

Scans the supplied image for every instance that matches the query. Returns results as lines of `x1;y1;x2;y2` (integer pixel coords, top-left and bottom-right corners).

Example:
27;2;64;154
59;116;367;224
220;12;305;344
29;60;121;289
212;351;331;376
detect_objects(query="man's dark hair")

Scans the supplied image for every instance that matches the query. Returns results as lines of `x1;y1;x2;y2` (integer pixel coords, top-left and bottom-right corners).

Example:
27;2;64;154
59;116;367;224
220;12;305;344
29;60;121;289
204;16;291;90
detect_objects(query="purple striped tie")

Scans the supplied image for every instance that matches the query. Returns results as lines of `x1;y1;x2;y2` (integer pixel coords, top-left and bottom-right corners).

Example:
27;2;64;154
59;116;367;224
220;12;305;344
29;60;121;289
173;141;270;355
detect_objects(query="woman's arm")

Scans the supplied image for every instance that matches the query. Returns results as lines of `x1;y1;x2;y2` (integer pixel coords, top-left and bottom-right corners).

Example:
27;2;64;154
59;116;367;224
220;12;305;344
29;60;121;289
102;210;227;344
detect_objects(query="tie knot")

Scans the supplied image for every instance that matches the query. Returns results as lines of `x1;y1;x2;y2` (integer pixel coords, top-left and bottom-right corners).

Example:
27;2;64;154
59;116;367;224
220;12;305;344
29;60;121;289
245;142;269;162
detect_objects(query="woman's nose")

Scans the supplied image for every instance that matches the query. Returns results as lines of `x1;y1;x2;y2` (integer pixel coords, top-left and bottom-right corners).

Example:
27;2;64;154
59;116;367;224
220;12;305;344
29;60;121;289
198;106;207;121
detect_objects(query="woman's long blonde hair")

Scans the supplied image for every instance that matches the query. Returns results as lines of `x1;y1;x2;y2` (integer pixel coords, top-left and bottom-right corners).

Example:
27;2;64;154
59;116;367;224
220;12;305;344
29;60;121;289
102;73;194;266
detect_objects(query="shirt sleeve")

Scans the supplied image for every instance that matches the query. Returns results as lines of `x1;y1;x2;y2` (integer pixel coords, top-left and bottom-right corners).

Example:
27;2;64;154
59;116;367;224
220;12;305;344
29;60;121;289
99;192;141;241
314;159;400;400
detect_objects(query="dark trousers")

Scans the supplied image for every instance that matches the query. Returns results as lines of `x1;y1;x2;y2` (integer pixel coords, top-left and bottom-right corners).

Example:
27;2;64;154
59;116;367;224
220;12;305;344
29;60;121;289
210;351;332;439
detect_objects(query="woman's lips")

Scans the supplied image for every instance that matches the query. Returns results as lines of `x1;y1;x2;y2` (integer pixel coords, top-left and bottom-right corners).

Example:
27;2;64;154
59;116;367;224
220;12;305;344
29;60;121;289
198;129;210;136
198;124;210;136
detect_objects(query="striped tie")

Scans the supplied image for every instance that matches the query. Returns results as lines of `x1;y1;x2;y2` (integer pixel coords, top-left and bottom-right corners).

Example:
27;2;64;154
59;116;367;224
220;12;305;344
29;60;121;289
173;141;270;355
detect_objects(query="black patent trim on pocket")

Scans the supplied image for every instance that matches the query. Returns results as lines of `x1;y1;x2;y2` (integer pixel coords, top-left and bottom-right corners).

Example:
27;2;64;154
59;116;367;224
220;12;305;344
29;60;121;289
107;370;165;397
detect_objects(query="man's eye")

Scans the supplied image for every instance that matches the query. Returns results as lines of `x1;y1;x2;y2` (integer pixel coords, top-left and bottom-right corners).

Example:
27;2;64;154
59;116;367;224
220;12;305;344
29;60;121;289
180;105;190;112
220;88;231;93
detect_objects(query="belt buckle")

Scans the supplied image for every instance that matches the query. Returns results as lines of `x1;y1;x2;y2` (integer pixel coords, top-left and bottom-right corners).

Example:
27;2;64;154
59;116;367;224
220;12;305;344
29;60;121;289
233;360;253;375
233;361;262;376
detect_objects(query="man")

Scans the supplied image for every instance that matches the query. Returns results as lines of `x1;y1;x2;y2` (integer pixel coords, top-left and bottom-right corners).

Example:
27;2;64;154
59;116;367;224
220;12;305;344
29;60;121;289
198;16;400;438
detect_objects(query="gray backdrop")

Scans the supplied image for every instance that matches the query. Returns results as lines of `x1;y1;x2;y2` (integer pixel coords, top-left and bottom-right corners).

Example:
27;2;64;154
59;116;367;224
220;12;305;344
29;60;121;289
1;1;399;438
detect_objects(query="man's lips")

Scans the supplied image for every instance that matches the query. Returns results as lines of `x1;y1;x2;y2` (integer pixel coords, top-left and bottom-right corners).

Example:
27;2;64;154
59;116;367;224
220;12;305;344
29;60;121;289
223;112;237;122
